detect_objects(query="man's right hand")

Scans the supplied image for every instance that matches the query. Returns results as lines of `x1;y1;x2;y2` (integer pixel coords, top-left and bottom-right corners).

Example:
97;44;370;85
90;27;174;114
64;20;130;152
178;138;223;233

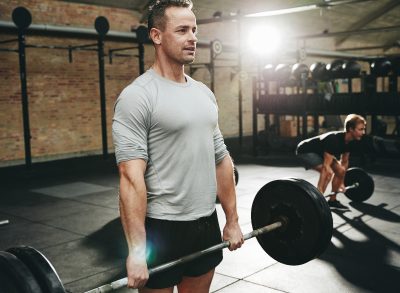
126;253;149;288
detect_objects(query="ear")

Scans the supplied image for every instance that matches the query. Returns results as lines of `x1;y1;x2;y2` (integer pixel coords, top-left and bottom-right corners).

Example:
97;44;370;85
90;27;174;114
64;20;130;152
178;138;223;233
149;27;162;45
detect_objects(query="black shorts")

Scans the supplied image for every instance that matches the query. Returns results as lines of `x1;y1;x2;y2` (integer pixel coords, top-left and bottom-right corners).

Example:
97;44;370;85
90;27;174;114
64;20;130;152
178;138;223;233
144;210;223;289
297;152;324;170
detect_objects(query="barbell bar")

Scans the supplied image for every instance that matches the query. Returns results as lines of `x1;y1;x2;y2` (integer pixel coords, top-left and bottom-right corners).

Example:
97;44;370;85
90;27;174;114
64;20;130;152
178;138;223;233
85;221;285;293
325;182;359;197
4;177;333;293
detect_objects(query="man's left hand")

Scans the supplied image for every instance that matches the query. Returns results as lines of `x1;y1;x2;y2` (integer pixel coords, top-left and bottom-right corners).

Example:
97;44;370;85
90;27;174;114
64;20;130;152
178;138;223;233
223;221;244;251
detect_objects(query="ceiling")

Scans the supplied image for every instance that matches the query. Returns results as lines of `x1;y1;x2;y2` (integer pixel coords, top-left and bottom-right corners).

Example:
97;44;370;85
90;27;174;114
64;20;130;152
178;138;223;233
63;0;400;58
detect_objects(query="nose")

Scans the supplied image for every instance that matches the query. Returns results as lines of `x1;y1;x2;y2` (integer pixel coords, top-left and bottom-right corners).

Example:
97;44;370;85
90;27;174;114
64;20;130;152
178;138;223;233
189;31;197;43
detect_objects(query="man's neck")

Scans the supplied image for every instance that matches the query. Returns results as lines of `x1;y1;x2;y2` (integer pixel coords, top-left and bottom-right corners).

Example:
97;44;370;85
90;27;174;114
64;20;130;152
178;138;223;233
344;131;353;143
152;59;186;83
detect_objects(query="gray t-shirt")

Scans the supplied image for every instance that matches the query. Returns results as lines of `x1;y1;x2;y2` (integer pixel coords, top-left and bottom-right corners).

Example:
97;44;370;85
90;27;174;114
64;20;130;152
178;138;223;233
112;69;229;221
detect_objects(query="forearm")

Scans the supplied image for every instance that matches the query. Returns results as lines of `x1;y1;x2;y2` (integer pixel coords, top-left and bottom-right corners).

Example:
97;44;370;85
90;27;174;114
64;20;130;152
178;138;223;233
118;161;147;257
216;155;238;224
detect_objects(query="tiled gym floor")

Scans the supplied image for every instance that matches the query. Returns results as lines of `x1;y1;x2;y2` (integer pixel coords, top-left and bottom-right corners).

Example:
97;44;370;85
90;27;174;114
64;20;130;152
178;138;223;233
0;154;399;293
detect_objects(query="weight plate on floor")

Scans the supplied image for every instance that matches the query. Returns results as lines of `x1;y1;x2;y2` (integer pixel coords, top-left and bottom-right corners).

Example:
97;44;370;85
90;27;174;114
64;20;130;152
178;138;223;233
0;251;43;293
7;246;66;293
344;167;374;202
251;178;333;265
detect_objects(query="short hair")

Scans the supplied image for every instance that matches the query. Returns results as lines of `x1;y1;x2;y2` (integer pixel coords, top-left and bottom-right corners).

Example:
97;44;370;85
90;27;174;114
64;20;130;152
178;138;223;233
148;0;193;32
344;114;366;132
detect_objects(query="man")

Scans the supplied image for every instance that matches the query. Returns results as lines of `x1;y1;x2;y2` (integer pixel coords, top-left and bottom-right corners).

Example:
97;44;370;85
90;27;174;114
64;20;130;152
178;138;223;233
296;114;366;209
112;1;244;292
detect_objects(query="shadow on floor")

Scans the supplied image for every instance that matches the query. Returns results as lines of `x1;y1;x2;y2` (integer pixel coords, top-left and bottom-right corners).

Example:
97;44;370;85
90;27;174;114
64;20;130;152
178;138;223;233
83;217;128;260
320;204;400;292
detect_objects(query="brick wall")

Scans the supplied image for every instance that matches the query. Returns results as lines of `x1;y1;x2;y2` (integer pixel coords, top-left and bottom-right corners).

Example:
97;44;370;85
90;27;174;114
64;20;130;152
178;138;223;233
0;1;146;165
0;1;267;166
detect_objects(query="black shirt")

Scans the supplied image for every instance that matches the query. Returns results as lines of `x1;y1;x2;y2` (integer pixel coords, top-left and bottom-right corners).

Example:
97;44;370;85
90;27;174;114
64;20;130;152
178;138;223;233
296;131;359;160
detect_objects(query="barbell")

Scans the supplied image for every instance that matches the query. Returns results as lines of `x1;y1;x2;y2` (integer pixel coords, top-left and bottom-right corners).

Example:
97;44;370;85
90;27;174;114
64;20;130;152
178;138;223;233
1;177;333;293
324;167;375;202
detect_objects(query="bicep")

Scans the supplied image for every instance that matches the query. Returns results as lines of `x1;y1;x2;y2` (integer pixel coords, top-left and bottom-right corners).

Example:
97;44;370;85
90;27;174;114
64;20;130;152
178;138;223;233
112;89;151;164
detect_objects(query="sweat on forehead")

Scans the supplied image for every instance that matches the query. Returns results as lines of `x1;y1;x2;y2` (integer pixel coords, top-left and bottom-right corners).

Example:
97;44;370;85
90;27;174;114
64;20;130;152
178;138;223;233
148;0;193;31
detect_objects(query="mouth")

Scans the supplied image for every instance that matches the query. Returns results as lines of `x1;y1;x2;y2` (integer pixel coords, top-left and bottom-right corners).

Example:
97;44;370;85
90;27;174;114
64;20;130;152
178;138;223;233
184;47;196;53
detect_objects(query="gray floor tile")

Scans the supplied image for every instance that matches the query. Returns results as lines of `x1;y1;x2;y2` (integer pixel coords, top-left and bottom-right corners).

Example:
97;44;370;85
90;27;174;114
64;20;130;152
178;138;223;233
42;208;120;236
245;258;398;293
0;188;114;223
215;279;284;293
215;226;277;279
0;221;82;250
73;189;119;209
32;181;115;199
40;238;126;286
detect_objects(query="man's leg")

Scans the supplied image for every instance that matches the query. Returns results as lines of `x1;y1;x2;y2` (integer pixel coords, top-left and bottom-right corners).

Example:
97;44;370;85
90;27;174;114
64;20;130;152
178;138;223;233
327;161;349;209
330;161;346;202
314;164;333;194
177;269;214;293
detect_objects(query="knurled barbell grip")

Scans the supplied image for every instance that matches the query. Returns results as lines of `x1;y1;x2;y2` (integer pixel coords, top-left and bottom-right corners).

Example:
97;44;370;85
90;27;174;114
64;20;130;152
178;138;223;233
325;182;359;198
84;221;283;293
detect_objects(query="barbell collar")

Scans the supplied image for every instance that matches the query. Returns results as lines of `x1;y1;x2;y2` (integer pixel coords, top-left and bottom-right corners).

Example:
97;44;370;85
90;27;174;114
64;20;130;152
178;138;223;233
325;182;359;198
84;221;283;293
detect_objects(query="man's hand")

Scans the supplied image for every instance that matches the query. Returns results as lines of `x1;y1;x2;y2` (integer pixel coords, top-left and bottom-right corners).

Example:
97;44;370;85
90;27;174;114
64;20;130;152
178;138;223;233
126;253;149;288
337;183;346;193
223;221;244;251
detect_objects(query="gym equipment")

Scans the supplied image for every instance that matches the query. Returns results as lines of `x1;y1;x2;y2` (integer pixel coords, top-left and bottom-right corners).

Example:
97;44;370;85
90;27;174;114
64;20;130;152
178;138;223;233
341;60;361;78
211;39;223;55
7;246;66;293
136;25;149;43
0;251;43;293
94;16;109;37
291;63;309;80
252;178;332;265
5;178;333;293
325;167;374;202
274;64;292;81
310;62;329;81
370;59;392;76
12;6;32;30
326;59;344;79
343;167;375;202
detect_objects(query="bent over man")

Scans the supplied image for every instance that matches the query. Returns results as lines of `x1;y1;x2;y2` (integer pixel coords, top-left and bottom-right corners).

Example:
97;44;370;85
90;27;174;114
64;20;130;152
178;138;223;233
112;1;243;292
296;114;366;209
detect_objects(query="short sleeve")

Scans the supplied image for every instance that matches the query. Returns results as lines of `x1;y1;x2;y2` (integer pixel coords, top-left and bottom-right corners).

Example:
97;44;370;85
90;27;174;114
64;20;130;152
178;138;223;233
112;85;151;164
214;124;229;164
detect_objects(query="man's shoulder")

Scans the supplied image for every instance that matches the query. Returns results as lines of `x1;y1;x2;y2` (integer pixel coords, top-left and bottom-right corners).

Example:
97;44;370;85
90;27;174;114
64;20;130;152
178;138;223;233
132;70;157;88
186;75;217;104
321;131;344;140
119;71;158;99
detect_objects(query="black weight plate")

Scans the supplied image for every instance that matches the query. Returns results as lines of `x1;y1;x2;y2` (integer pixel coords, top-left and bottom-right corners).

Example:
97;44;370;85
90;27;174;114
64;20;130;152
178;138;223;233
0;251;43;293
344;167;374;202
0;265;20;293
251;178;333;265
7;246;66;293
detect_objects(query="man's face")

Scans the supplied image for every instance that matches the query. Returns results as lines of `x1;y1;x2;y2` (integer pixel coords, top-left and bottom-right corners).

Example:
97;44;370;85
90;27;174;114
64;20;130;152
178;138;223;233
349;122;366;140
159;6;198;64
